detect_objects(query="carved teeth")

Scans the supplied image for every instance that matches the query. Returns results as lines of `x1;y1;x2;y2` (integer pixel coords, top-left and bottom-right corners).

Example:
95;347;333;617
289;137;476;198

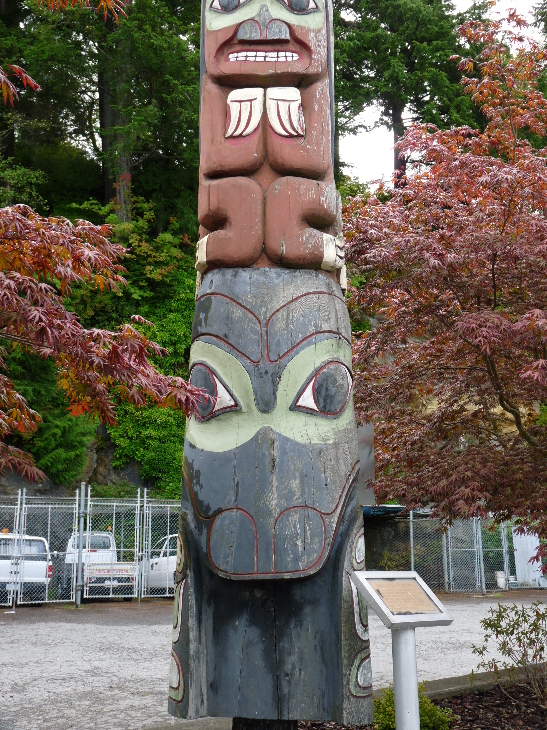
227;51;299;62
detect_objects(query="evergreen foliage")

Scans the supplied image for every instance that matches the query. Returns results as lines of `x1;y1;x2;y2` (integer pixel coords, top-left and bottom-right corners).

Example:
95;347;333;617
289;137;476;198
333;0;488;174
7;351;96;484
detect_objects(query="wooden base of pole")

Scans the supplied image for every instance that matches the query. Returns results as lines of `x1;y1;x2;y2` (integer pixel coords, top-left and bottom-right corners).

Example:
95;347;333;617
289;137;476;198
233;718;298;730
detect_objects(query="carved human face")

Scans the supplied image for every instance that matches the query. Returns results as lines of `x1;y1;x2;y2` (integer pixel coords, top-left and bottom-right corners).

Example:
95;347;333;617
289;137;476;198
202;0;329;86
182;268;359;579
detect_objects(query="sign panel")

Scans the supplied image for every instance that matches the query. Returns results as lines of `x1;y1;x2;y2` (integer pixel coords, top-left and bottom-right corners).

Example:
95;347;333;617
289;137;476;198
351;571;452;629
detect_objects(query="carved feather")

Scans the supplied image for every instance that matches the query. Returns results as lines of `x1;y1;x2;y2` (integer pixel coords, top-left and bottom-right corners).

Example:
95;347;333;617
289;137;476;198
225;88;265;138
266;87;305;137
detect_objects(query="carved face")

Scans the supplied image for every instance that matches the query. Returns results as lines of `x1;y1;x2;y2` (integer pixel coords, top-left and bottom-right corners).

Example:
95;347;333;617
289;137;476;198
183;268;359;579
202;0;330;86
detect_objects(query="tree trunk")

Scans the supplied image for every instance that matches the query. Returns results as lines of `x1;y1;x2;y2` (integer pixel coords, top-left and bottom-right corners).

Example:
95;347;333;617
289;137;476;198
233;719;297;730
113;30;132;222
98;65;116;205
98;21;132;220
391;102;406;186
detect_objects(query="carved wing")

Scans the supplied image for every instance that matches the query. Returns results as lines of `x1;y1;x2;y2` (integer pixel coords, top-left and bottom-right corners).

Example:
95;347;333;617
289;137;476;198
266;87;305;137
225;88;265;138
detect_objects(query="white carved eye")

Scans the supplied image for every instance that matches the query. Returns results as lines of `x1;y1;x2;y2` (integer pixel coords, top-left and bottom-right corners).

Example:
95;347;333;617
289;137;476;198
292;362;352;417
189;364;238;421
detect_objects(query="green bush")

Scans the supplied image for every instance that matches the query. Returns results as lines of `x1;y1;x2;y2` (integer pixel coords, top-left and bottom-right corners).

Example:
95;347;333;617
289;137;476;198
373;685;455;730
106;402;187;499
473;601;547;706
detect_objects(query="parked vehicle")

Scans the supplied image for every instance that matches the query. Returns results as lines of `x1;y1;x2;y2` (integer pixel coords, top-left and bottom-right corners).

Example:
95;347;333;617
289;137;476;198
62;531;136;599
144;534;177;594
0;533;52;603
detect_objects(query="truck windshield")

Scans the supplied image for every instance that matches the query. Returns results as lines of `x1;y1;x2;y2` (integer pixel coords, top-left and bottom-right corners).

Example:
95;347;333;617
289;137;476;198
72;535;112;550
0;538;46;555
20;539;47;555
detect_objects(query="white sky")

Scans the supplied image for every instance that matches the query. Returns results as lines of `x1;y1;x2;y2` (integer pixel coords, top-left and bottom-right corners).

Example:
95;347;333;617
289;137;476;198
339;1;538;185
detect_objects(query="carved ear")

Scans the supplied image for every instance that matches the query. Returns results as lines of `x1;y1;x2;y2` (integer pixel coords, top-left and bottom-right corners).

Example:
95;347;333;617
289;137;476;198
266;87;305;137
225;88;265;138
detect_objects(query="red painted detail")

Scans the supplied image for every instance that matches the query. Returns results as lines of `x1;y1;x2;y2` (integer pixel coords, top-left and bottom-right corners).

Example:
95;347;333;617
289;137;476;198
293;360;352;416
193;292;262;363
170;649;185;702
201;461;360;580
225;126;261;146
265;290;348;363
189;363;239;421
272;506;326;573
207;507;258;574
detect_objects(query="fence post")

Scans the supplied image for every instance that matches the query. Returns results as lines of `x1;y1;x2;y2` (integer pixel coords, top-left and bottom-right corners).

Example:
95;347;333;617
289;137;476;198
75;482;85;608
441;530;449;593
500;522;509;587
6;489;22;613
409;510;414;572
476;518;486;594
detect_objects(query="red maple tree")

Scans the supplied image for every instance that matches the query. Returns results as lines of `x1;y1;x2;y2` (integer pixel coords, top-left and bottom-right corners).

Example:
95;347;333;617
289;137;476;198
345;11;547;554
0;205;205;480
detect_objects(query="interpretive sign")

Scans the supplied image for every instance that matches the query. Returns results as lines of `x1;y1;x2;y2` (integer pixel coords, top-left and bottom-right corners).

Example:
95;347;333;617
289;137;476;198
350;571;452;629
351;571;453;730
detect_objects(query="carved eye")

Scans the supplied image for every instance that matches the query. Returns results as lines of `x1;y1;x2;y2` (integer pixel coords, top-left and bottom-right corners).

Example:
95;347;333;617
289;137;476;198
189;364;238;421
278;0;319;12
292;362;352;417
210;0;247;11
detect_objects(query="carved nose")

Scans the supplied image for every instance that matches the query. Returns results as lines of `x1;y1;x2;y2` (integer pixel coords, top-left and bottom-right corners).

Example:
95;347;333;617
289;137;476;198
237;4;290;42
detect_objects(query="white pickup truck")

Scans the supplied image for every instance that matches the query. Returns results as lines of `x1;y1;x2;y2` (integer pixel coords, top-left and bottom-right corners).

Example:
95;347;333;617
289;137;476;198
143;534;177;595
63;531;137;600
0;533;52;604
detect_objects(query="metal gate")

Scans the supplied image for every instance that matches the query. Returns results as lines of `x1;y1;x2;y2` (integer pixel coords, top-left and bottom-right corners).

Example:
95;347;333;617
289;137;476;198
447;518;485;593
140;492;179;597
0;492;22;608
17;495;78;604
83;490;141;600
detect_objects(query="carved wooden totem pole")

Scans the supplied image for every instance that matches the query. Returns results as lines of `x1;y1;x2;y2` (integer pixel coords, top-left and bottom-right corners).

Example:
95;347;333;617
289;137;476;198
169;0;373;725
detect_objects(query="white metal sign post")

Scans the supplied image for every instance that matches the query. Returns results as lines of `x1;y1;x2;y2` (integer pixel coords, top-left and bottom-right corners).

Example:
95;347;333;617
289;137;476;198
350;571;453;730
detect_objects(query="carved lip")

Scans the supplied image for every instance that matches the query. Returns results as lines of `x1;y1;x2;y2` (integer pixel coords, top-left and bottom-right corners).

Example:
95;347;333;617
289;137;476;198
217;41;311;74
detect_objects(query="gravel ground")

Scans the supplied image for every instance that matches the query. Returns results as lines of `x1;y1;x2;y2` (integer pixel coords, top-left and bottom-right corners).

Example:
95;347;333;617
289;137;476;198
0;591;544;730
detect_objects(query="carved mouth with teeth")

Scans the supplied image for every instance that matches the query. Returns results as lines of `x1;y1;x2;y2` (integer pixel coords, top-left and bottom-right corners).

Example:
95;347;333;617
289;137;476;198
227;50;299;62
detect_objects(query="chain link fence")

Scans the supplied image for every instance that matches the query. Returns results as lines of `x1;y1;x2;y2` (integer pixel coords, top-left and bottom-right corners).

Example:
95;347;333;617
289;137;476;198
0;488;179;606
363;507;531;593
2;492;542;604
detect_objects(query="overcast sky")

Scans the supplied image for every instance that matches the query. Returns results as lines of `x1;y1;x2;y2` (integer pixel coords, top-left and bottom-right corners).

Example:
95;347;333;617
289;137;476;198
339;1;539;185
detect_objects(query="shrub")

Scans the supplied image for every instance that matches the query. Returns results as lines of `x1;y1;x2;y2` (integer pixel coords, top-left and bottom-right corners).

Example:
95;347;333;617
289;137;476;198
473;601;547;707
373;684;455;730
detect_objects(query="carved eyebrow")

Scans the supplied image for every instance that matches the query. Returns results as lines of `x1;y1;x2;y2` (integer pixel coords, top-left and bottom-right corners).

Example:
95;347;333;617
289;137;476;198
266;291;351;362
192;293;262;364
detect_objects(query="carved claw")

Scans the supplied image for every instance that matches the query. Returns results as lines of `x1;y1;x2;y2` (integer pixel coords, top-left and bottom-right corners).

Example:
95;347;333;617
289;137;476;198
225;88;265;138
195;235;208;273
321;233;345;271
266;87;305;137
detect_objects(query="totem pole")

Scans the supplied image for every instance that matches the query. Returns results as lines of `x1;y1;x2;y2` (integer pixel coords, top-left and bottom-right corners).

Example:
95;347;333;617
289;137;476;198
169;0;373;724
